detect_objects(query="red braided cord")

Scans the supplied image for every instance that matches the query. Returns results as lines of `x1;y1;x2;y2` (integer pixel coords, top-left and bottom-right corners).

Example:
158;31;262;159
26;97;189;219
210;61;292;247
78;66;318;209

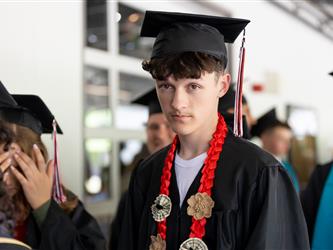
157;136;178;239
159;136;178;195
190;114;228;238
156;114;228;240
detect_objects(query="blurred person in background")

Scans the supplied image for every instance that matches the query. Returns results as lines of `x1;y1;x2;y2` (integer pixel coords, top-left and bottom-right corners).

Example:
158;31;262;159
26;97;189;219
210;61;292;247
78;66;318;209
302;160;333;249
110;88;175;250
251;108;300;193
121;88;176;193
301;71;333;249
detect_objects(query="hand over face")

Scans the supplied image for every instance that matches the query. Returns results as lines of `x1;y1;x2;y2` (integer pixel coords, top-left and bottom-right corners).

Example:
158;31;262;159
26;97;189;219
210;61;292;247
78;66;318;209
0;144;20;197
11;144;54;210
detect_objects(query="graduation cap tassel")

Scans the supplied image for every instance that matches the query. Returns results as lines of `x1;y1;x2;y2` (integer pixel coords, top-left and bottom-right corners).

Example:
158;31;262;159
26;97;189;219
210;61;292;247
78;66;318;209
52;120;67;204
233;29;246;137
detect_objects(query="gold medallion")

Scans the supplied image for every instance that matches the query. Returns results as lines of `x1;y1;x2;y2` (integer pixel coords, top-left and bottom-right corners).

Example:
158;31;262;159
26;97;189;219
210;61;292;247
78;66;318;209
149;234;166;250
187;192;214;220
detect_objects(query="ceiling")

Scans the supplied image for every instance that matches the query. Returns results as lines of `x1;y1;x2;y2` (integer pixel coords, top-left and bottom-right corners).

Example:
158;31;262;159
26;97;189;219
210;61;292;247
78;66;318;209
270;0;333;41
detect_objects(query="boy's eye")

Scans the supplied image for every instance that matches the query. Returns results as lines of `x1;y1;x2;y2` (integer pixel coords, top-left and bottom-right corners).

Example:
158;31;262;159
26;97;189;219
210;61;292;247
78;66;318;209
158;83;172;90
189;84;200;90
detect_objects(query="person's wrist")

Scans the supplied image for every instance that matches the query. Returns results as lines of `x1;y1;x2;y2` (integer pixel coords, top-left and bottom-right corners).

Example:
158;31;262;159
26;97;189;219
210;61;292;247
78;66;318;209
31;196;51;210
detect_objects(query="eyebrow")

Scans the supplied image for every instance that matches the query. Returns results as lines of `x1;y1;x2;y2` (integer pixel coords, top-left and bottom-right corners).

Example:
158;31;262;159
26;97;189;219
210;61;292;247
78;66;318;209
156;80;172;84
156;81;176;88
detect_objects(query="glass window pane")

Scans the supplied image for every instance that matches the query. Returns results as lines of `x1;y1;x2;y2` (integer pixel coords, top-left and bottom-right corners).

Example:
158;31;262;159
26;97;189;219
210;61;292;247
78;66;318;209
119;139;147;193
118;3;153;59
84;138;112;202
86;0;108;50
84;66;112;128
116;73;154;130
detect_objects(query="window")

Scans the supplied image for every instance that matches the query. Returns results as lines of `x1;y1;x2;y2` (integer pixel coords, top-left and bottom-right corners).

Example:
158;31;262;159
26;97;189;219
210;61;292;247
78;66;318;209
118;139;146;193
84;66;112;128
84;138;112;202
116;72;154;130
86;0;108;50
118;3;153;59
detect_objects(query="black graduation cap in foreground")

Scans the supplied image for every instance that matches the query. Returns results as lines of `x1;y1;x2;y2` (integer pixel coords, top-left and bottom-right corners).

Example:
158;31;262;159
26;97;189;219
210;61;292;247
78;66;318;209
132;88;162;115
140;11;250;67
329;71;333;77
0;81;63;135
250;108;290;137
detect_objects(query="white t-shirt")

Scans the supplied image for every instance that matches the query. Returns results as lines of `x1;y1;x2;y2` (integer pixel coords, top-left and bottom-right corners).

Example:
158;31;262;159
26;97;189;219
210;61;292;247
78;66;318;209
175;152;207;207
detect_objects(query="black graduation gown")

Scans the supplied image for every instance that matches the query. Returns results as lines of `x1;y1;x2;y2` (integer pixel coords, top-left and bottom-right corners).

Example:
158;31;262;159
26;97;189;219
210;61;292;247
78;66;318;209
109;191;128;250
301;161;333;245
118;131;310;250
25;199;106;250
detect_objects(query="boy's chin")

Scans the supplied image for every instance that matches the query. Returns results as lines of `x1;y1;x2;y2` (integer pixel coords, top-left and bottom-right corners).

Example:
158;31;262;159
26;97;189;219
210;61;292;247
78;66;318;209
171;124;195;137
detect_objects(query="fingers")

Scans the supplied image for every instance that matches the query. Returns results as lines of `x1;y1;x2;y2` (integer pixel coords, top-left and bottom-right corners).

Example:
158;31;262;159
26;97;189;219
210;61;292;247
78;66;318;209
11;166;28;186
0;152;10;164
0;157;12;173
31;149;37;166
14;153;35;180
17;150;37;172
46;160;54;180
32;144;46;173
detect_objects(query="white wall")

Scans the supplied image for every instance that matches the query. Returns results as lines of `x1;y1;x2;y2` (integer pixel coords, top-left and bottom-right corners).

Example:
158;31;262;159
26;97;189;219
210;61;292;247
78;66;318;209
0;1;84;197
211;1;333;163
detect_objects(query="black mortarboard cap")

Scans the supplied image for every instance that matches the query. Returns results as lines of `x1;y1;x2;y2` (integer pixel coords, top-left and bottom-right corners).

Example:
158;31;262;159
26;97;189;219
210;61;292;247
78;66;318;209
329;71;333;77
218;84;248;113
0;81;18;108
250;108;289;137
132;88;162;115
0;82;62;134
140;11;250;67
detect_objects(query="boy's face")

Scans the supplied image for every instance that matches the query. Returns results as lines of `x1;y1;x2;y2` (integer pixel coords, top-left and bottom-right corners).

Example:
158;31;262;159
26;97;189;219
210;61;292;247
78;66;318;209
156;71;230;137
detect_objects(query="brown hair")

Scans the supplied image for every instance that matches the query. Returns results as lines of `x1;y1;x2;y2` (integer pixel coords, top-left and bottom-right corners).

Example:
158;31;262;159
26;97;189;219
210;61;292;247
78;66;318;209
142;52;225;81
0;122;16;236
0;120;14;152
1;121;78;223
263;121;292;136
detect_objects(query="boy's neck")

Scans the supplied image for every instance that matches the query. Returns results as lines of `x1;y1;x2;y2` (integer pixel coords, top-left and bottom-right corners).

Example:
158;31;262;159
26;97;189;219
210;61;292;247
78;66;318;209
177;113;219;160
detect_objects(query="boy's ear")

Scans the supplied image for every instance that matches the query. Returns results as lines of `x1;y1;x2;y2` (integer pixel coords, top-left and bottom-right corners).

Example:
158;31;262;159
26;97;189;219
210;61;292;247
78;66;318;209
218;73;231;98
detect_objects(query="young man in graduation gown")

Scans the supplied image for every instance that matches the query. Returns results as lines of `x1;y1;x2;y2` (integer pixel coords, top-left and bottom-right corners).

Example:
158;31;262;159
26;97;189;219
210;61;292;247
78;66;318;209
118;11;309;250
251;108;300;193
301;71;333;249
